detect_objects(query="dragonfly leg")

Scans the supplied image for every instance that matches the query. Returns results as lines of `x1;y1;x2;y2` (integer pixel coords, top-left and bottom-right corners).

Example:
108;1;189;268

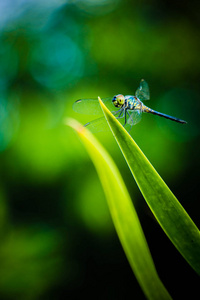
116;108;124;119
127;110;131;119
113;109;120;115
122;109;127;126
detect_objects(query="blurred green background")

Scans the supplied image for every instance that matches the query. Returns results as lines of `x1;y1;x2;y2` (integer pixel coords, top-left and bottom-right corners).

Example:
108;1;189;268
0;0;199;299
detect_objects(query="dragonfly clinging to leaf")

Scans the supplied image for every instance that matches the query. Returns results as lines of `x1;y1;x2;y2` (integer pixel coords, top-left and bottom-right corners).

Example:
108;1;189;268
73;79;187;132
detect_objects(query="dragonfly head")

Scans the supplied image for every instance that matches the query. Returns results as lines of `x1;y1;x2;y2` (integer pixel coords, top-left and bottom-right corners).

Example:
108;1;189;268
112;94;125;108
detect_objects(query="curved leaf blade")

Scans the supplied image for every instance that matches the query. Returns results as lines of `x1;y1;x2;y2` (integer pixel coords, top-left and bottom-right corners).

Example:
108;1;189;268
99;97;200;275
66;118;172;300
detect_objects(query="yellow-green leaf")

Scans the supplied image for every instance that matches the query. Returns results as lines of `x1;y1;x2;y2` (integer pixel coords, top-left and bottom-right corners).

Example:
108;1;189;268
66;118;172;300
99;97;200;275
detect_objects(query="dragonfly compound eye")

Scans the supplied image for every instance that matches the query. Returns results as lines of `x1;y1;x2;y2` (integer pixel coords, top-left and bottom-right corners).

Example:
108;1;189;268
112;94;125;107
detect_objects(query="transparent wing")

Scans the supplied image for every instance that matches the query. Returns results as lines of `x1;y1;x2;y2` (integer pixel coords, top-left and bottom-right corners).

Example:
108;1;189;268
73;97;115;115
127;109;142;126
135;79;150;101
83;108;125;132
84;117;110;132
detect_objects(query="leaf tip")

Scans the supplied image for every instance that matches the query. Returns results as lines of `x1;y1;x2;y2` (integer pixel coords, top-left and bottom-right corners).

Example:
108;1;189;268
98;96;107;112
98;96;102;103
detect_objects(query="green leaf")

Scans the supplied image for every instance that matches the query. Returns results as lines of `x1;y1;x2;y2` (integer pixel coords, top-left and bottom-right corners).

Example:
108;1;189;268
99;97;200;275
66;118;172;300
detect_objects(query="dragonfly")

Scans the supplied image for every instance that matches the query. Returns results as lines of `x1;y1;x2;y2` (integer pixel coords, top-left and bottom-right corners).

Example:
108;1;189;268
73;79;187;132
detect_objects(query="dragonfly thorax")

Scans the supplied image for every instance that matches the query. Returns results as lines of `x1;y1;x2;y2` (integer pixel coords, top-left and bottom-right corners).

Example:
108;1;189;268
125;95;143;111
112;94;125;108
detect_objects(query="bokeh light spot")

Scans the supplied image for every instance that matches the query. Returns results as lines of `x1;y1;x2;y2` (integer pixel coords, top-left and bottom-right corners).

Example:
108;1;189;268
75;0;121;15
30;33;84;89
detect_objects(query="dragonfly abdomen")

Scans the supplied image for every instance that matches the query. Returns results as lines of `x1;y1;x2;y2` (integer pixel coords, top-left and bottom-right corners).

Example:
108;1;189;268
142;105;187;124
